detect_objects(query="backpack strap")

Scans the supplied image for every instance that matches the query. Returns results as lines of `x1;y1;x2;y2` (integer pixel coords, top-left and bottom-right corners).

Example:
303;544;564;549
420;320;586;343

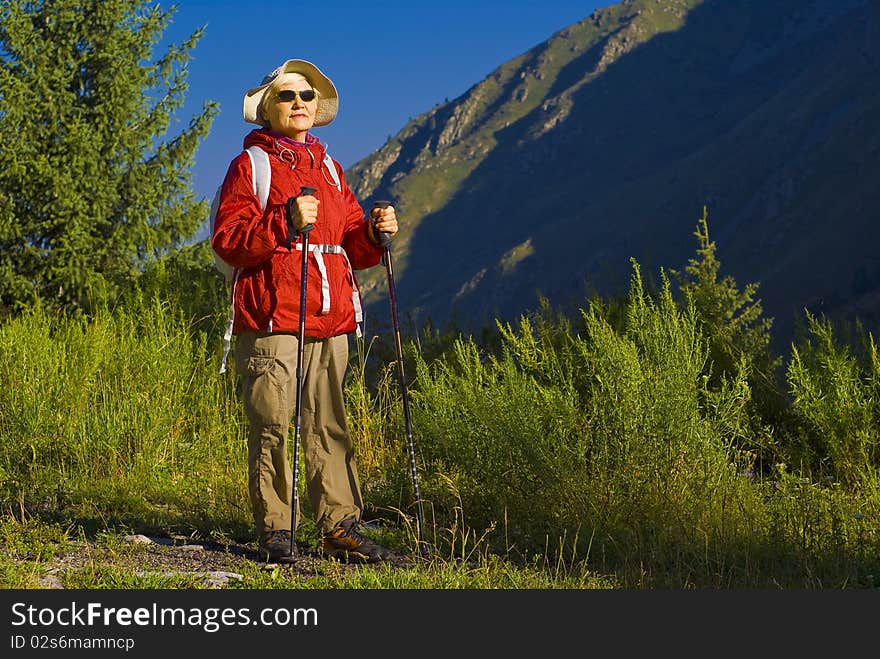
220;146;271;375
245;145;271;208
245;145;335;198
323;152;341;192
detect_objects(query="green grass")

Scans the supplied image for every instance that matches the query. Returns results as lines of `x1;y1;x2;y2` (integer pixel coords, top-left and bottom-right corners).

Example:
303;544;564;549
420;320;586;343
1;250;878;589
0;516;615;590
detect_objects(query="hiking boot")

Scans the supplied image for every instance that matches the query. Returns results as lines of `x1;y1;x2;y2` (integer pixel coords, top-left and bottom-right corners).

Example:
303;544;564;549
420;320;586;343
322;517;393;564
259;530;296;563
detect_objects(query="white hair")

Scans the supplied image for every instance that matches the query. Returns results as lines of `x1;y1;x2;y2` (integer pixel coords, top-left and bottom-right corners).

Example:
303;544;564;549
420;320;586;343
272;72;311;88
257;72;319;125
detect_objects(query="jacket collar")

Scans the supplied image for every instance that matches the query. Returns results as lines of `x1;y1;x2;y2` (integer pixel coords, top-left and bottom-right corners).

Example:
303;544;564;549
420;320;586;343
243;128;326;168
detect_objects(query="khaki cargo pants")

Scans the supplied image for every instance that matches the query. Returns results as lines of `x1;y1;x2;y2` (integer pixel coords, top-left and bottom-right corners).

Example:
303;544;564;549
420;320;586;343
235;331;363;537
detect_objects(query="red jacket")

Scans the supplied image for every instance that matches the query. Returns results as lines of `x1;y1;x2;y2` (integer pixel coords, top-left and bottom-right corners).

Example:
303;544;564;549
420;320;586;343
212;129;383;338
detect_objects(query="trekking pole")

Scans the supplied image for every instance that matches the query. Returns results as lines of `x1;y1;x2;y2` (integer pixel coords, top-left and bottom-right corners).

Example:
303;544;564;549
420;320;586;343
287;185;317;559
372;200;429;557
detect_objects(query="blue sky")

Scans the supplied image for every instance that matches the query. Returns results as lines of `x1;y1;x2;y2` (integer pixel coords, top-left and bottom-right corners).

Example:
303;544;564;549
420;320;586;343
162;1;615;203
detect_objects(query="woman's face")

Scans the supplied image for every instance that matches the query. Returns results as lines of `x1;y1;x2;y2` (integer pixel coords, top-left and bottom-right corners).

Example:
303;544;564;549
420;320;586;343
265;80;317;140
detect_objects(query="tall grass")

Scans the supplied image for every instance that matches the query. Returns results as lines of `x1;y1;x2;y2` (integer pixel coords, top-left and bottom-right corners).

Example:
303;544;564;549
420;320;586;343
405;264;761;583
1;257;878;587
361;261;879;586
787;312;880;488
0;296;249;536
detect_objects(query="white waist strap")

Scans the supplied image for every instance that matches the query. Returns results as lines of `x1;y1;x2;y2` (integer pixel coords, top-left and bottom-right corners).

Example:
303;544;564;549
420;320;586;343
296;243;363;337
219;245;365;375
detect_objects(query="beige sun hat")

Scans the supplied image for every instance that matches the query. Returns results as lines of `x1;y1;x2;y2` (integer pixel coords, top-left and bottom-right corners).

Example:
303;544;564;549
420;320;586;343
243;59;339;127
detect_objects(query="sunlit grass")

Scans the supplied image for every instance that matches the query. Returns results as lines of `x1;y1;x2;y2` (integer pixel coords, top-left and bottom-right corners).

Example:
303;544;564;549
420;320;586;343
1;262;878;589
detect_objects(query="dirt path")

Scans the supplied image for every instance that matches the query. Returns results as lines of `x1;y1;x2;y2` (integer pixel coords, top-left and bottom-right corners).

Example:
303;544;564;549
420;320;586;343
30;534;418;588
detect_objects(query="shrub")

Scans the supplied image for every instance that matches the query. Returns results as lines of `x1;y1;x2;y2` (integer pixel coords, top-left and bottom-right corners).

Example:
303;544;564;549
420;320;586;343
786;312;880;487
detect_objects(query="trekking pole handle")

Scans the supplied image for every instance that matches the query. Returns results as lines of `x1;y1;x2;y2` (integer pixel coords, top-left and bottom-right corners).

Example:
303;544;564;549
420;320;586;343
372;200;394;248
286;186;316;239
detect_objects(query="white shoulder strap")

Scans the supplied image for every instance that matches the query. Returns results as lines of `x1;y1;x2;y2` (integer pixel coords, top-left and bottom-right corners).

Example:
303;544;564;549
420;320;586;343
323;152;341;192
219;146;269;376
245;145;271;209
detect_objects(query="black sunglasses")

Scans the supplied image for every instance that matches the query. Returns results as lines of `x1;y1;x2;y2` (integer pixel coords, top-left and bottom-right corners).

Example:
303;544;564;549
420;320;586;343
276;89;316;103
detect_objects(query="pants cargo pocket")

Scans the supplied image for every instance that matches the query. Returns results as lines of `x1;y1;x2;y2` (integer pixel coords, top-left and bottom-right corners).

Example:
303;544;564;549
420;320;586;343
242;356;288;428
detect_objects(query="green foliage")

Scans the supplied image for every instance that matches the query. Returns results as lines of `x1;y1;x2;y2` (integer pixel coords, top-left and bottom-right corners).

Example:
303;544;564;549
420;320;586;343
671;207;778;386
378;258;878;585
410;331;585;554
405;261;753;567
671;208;790;468
137;240;229;337
582;263;728;478
0;296;246;531
0;235;878;587
786;312;880;487
0;0;218;315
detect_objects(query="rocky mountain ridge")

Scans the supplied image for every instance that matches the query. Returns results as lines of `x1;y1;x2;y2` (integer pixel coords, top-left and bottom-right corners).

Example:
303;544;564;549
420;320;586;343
348;0;879;345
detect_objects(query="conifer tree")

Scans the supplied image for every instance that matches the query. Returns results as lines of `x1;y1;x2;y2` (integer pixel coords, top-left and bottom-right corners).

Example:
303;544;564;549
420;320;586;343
0;0;217;315
672;206;778;387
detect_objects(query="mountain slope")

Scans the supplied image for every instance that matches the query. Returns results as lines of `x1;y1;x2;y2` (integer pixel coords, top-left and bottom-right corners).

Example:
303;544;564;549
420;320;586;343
348;0;880;344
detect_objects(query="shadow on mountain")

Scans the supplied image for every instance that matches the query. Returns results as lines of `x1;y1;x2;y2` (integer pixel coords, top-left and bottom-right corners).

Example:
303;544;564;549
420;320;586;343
367;0;879;348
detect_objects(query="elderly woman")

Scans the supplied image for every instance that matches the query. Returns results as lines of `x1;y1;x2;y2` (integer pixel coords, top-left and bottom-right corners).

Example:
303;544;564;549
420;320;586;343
212;59;398;563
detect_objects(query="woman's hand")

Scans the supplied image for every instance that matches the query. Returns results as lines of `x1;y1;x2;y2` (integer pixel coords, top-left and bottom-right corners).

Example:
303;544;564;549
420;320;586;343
369;205;398;243
289;194;319;231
